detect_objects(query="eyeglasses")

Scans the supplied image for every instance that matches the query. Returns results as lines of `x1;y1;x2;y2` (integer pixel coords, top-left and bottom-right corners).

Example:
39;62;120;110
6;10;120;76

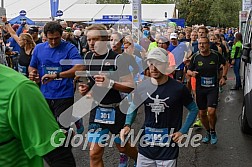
198;42;209;45
171;38;176;40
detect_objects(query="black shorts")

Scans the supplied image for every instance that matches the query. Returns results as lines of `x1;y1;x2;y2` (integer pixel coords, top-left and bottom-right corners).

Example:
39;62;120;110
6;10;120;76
46;97;74;128
196;87;219;110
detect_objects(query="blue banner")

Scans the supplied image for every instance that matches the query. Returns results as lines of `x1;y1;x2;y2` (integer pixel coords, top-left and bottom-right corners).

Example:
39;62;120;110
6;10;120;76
50;0;59;17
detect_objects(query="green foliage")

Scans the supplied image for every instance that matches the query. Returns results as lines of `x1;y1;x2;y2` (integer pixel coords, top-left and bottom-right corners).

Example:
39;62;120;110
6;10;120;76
141;0;170;3
176;0;242;27
96;0;242;27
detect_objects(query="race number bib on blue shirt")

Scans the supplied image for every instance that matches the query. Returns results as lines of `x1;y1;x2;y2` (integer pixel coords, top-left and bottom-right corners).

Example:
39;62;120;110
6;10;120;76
18;64;27;76
200;76;216;87
43;66;62;80
94;107;116;124
144;127;169;146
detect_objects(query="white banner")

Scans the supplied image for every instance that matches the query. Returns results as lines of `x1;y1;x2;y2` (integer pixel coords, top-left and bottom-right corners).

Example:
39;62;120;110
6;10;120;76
243;0;252;11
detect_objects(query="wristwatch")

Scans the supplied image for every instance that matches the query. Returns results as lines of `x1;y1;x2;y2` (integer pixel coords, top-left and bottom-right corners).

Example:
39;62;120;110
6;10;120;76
108;79;115;89
56;72;61;79
222;76;227;80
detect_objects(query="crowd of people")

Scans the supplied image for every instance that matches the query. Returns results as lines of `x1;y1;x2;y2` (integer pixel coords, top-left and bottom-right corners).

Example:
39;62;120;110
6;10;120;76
0;16;243;167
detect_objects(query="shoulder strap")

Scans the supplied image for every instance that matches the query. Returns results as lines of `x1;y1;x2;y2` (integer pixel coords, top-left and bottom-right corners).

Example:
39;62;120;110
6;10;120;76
29;48;34;56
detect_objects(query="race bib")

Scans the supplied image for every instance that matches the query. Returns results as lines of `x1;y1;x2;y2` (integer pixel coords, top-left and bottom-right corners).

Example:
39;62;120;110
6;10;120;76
94;107;116;124
144;127;169;146
18;64;27;76
201;77;216;87
43;66;62;80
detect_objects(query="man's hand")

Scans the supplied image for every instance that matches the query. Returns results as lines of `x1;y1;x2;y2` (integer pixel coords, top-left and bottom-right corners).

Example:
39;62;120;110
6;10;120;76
94;73;110;87
78;83;89;96
120;126;131;142
82;48;87;53
29;70;40;83
231;59;235;65
41;74;57;84
171;132;183;143
191;71;198;77
219;77;226;86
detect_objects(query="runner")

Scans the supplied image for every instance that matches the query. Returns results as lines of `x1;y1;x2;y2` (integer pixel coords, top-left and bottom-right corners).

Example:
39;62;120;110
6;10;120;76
109;32;139;167
28;21;84;133
120;47;198;167
187;36;228;144
0;64;75;167
78;24;137;167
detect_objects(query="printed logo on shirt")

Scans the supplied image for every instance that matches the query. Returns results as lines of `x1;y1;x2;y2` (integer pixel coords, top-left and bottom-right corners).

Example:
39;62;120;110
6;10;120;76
209;61;216;65
198;61;203;66
146;92;170;123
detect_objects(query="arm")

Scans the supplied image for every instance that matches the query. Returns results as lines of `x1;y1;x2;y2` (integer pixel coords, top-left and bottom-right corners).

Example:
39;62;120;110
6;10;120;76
1;17;22;46
179;101;199;134
41;45;84;84
28;66;40;83
94;54;135;93
186;54;198;77
41;64;84;84
187;69;198;77
219;55;229;86
4;23;20;46
16;23;25;36
95;73;134;93
113;74;134;93
124;102;138;126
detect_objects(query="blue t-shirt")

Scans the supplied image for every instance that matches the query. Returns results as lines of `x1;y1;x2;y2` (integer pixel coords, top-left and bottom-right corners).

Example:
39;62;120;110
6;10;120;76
30;41;81;99
133;78;193;160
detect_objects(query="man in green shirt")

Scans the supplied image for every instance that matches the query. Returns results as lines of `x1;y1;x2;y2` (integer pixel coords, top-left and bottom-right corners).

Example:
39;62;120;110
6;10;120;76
0;64;75;167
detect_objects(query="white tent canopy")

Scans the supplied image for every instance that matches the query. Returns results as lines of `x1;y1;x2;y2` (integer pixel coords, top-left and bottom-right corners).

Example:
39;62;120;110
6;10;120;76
5;0;176;22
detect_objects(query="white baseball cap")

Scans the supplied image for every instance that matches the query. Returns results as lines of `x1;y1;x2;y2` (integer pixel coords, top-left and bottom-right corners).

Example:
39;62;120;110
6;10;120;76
146;48;168;63
170;33;178;39
74;30;82;37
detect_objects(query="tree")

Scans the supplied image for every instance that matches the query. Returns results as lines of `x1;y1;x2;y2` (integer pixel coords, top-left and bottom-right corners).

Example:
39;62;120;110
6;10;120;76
176;0;242;27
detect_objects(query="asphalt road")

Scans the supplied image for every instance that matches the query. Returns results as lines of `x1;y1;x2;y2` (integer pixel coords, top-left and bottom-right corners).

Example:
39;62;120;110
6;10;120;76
45;69;252;167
